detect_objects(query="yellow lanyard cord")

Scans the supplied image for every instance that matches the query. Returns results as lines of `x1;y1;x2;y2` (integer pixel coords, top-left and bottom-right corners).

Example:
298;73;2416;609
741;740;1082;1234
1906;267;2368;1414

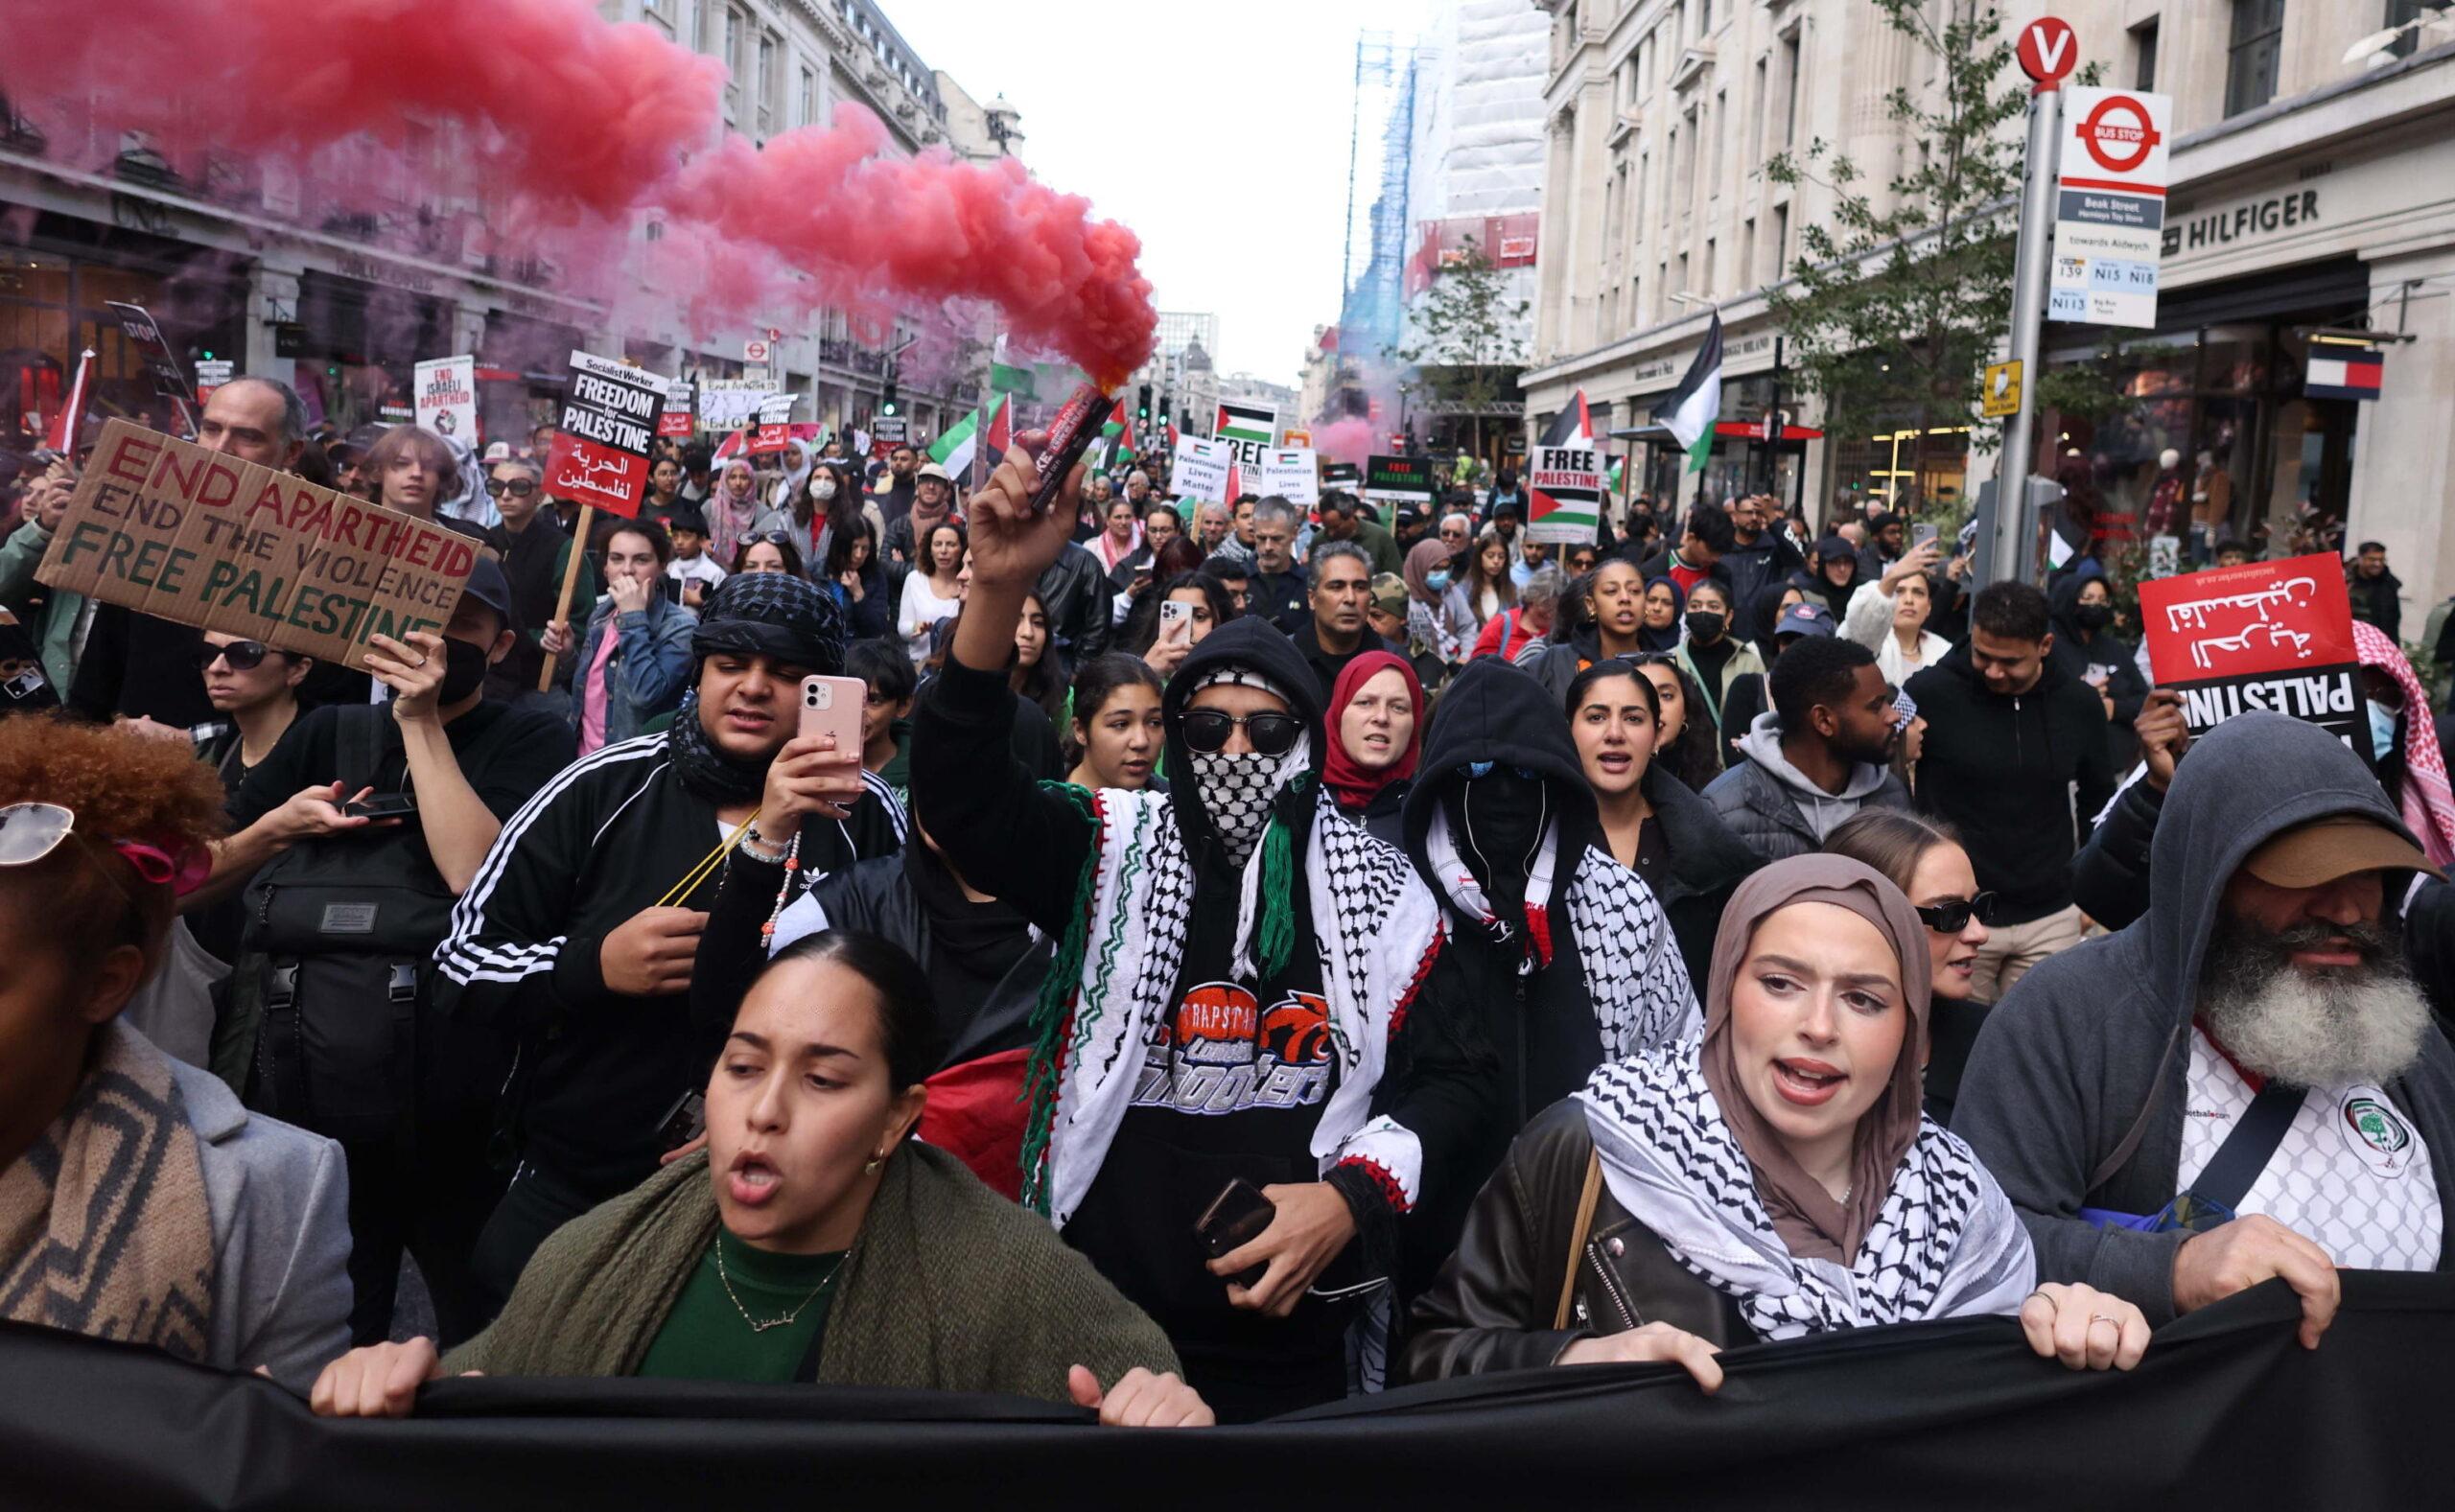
658;810;761;909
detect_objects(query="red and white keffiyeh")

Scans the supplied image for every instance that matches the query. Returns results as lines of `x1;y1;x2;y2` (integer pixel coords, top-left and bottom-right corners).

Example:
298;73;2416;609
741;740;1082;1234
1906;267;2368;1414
2353;620;2455;867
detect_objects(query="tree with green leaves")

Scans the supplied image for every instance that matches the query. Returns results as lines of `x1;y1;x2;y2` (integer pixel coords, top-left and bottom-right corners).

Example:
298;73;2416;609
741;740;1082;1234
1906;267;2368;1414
1395;235;1529;462
1765;0;2117;508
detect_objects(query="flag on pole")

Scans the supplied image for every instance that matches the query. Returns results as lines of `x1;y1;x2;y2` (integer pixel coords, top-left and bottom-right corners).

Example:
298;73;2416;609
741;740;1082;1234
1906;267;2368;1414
1607;455;1625;494
1653;314;1723;475
1100;400;1135;468
930;394;1013;489
45;348;96;454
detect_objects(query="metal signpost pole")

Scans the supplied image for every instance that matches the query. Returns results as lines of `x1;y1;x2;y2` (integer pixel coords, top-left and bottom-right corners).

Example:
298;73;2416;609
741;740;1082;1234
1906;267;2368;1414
1994;85;2063;586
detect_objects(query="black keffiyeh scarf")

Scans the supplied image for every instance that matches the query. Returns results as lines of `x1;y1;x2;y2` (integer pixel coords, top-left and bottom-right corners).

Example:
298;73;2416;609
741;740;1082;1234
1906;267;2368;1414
666;571;847;805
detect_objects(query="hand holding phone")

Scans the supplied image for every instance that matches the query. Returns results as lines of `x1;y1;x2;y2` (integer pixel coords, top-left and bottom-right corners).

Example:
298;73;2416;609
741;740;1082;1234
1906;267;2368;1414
1195;1179;1276;1290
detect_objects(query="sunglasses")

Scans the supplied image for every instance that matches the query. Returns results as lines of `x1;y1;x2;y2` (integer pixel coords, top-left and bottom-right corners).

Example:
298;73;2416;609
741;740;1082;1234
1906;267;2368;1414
1914;892;1999;933
196;640;272;672
485;477;540;498
1179;709;1303;756
0;802;211;896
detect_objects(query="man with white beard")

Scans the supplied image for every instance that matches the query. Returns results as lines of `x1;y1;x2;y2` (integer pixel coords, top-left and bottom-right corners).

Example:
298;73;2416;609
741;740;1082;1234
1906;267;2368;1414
1953;712;2455;1351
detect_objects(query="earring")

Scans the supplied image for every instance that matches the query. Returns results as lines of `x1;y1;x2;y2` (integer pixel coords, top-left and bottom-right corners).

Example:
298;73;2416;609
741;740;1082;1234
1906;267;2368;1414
864;1153;883;1174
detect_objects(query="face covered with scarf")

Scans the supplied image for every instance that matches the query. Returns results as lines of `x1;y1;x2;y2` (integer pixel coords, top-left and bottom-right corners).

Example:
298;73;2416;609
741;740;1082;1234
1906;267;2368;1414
1180;665;1311;870
670;571;848;805
1702;854;1930;1263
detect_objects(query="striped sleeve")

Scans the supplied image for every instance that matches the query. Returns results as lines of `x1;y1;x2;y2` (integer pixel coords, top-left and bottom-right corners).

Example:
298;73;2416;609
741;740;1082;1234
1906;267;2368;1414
433;735;667;1029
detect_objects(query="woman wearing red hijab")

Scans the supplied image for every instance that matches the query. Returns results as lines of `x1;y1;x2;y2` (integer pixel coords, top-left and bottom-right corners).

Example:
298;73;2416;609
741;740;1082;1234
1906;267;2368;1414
1324;650;1424;846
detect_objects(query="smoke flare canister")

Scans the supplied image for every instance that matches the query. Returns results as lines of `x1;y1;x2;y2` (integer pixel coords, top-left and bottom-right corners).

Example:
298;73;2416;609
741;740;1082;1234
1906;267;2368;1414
1026;384;1114;517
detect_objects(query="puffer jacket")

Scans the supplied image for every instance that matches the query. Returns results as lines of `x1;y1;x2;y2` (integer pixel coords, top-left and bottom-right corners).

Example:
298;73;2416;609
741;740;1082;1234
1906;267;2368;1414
1404;1099;1749;1381
1701;712;1912;862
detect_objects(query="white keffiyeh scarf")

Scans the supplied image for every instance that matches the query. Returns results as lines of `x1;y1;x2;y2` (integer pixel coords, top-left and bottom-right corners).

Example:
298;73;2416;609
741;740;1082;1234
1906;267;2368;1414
1029;786;1443;1228
1574;1041;2035;1341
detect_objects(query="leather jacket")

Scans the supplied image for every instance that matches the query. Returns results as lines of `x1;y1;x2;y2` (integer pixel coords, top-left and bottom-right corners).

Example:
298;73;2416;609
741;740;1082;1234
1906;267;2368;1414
1404;1099;1750;1382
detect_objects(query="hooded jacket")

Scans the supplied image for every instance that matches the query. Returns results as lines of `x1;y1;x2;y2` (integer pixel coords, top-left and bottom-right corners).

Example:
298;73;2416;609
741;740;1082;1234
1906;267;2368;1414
1720;531;1809;644
1952;713;2455;1320
1702;711;1912;862
1905;640;2116;925
1397;659;1696;1291
2046;572;2147;769
911;614;1471;1405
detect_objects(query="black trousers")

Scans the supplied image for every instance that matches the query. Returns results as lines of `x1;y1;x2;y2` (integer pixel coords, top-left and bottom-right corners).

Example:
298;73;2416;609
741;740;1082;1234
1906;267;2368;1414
467;1160;603;1327
341;1134;506;1349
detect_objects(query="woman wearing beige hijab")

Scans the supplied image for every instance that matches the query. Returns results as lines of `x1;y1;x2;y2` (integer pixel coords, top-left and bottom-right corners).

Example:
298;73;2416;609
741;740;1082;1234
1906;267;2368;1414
1406;853;2149;1389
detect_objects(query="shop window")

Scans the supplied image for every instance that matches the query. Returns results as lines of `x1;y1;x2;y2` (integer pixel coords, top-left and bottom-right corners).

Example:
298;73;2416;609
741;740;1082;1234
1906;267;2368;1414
2225;0;2285;117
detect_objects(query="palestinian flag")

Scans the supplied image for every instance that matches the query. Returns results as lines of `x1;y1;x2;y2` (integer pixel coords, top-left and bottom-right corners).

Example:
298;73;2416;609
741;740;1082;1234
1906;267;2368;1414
1653;314;1722;474
1525;390;1603;546
1100;400;1135;468
930;393;1011;487
1607;455;1625;494
1215;401;1275;447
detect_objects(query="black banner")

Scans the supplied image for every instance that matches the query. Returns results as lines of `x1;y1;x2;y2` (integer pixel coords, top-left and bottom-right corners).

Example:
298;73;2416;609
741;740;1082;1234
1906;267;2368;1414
1;1276;2447;1510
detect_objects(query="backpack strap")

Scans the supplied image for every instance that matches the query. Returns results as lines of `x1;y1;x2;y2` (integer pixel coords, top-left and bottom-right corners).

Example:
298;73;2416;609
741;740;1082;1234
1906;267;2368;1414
337;704;405;797
2183;1083;2307;1217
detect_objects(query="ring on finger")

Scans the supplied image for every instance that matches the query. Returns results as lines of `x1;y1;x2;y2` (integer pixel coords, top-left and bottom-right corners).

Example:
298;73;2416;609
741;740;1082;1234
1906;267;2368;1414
2088;1314;2120;1327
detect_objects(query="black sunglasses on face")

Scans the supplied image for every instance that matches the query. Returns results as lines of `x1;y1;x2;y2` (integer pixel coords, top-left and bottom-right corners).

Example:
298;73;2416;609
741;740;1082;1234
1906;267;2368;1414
196;640;271;672
1179;709;1303;756
485;477;539;498
1915;892;1999;933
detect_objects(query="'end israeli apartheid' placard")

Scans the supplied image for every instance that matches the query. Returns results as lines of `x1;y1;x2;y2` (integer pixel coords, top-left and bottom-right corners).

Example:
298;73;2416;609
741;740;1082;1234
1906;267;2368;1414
2138;551;2367;762
36;419;477;671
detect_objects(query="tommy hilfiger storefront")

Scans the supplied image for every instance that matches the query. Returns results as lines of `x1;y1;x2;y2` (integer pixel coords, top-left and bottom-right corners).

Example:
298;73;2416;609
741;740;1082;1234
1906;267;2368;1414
2029;48;2455;610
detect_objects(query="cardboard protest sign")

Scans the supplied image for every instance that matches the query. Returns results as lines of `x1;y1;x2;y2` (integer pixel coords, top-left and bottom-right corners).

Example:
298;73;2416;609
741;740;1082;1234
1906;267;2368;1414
413;356;478;443
105;301;197;438
2138;552;2368;760
750;394;799;455
1363;454;1438;513
1527;392;1603;546
546;351;662;519
36;419;477;671
1172;435;1234;504
698;380;777;433
1261;448;1320;506
658;382;695;440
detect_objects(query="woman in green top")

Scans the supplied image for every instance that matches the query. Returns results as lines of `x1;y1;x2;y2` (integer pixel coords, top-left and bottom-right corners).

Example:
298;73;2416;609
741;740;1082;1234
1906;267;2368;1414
309;931;1211;1428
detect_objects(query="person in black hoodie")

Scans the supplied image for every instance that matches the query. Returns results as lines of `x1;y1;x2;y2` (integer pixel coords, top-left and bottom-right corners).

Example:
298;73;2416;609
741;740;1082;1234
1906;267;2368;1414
436;572;907;1316
1904;580;2114;1001
1397;657;1699;1292
912;444;1476;1423
2046;569;2147;771
1790;533;1863;621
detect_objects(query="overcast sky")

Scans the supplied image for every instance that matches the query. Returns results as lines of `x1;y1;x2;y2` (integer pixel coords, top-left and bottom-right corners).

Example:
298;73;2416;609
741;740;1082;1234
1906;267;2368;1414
889;0;1427;387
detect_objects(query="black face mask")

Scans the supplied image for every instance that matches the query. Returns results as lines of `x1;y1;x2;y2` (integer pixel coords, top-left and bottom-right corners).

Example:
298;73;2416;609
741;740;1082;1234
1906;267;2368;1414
1443;769;1550;910
2073;603;2114;632
440;639;493;703
1684;610;1726;642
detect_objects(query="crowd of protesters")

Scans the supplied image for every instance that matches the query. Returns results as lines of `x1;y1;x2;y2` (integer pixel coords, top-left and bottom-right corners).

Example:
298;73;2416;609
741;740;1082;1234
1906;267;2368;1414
2;374;2450;1437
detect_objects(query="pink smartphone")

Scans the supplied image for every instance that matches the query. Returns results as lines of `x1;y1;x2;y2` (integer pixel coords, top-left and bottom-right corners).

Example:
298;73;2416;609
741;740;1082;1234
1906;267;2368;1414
799;675;867;753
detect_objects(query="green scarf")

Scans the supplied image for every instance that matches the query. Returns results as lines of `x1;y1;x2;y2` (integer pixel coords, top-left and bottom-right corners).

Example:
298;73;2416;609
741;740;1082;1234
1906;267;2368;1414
447;1142;1175;1400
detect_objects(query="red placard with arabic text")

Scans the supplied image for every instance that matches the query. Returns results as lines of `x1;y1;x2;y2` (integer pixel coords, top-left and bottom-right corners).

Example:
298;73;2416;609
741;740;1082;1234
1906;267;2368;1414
2137;552;2368;758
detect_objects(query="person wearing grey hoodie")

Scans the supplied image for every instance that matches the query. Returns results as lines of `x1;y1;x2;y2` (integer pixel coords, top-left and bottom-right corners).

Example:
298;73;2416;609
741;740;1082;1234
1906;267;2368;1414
1702;635;1910;862
1953;712;2455;1347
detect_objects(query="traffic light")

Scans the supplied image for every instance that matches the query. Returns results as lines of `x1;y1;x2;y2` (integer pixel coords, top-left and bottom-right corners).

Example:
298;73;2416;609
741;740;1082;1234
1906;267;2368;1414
1136;384;1152;420
1160;392;1173;424
880;375;900;417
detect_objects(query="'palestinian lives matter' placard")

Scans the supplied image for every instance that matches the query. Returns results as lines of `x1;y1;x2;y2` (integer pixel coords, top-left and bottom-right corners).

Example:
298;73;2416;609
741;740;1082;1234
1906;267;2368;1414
37;419;477;670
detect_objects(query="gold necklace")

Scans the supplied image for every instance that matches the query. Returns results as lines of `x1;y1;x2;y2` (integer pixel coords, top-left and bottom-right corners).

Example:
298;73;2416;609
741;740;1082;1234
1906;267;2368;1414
714;1232;850;1333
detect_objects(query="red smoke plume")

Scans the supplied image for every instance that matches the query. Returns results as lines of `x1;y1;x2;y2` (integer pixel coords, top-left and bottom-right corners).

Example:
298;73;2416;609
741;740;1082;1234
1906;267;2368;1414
0;0;1156;385
1313;417;1377;466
